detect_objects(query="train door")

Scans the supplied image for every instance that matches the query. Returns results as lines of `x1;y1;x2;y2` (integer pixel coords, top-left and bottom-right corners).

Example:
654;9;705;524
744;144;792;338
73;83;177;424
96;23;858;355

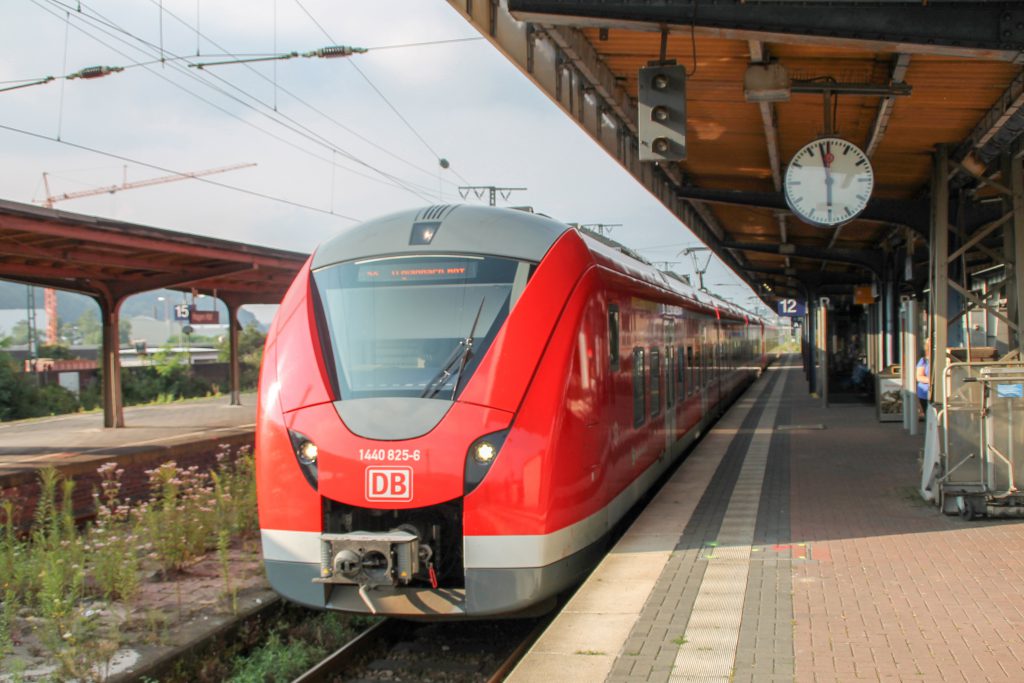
715;321;723;405
699;320;710;418
664;320;675;456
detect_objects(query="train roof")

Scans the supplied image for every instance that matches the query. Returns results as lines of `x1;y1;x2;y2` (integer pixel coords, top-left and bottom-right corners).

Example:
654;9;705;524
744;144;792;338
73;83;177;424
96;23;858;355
576;228;758;324
311;204;763;325
311;204;569;270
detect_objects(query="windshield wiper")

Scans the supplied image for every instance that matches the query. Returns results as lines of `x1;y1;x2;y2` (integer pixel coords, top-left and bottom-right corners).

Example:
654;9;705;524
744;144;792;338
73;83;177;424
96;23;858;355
420;299;486;400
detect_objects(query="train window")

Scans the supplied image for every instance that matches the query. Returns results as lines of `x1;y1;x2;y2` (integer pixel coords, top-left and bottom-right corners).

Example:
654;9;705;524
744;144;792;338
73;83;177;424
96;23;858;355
677;345;685;397
608;304;620;371
650;348;661;417
686;345;695;395
312;254;525;400
632;347;646;427
664;347;674;408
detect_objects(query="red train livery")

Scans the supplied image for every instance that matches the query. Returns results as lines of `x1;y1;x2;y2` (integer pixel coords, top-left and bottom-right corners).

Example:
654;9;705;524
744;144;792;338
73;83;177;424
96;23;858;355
257;205;766;617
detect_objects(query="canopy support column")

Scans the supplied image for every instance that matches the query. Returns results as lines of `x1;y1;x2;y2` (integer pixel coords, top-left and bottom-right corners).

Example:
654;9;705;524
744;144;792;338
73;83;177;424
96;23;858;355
226;300;242;406
929;145;951;406
97;293;125;428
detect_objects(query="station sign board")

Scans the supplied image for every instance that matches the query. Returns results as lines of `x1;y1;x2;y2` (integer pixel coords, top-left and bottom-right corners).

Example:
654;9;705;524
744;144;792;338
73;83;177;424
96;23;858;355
189;308;220;325
173;304;191;321
776;298;806;317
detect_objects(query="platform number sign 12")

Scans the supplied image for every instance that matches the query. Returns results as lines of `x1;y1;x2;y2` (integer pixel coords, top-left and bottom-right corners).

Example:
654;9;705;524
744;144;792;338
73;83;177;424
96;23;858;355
777;298;806;317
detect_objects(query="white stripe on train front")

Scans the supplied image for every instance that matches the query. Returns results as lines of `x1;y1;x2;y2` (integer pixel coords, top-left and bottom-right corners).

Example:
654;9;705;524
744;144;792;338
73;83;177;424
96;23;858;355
261;529;321;563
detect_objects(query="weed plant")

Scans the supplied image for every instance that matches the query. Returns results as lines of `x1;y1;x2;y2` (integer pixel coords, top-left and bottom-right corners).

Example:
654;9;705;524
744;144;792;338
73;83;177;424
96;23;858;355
0;445;259;680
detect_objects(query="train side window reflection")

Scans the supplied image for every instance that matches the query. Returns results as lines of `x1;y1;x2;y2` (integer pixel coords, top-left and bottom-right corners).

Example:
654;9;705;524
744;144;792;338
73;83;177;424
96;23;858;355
687;345;695;394
608;304;620;371
665;347;674;408
650;348;661;417
677;345;685;398
632;347;646;427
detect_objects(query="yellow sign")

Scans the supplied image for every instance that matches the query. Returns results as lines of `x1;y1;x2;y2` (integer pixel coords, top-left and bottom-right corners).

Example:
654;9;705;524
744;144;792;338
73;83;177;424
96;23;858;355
854;285;875;305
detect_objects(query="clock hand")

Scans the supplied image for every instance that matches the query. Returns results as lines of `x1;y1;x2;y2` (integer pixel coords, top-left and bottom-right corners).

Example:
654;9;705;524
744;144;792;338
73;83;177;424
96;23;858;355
821;141;834;212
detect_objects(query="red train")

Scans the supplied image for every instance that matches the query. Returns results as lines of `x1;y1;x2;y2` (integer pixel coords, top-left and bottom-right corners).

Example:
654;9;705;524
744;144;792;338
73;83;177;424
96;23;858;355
257;205;766;617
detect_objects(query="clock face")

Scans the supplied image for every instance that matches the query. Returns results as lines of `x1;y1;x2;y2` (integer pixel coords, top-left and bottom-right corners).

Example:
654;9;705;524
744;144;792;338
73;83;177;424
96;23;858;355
784;137;874;227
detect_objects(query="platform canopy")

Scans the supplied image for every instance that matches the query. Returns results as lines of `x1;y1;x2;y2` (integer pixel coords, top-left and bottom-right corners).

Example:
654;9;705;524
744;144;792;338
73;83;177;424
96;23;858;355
0;198;308;427
0;198;306;306
448;0;1024;303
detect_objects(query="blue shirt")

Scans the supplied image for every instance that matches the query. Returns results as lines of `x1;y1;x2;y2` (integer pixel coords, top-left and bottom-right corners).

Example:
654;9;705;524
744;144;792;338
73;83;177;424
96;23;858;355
916;357;929;400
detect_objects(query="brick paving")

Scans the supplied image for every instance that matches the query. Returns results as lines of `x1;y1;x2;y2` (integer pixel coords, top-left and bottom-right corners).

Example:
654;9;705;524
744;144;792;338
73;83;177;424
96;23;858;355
787;371;1024;682
512;357;1024;682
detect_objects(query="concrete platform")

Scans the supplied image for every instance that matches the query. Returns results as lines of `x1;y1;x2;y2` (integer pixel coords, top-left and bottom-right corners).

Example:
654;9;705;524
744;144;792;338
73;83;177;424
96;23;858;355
509;357;1024;683
0;394;256;525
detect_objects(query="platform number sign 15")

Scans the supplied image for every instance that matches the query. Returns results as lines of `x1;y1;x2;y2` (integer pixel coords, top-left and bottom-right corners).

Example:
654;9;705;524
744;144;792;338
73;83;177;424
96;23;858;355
173;304;191;322
777;298;806;317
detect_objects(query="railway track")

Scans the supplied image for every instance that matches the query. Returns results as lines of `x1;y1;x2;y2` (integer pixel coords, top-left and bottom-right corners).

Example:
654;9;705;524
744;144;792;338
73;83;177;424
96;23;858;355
292;614;551;683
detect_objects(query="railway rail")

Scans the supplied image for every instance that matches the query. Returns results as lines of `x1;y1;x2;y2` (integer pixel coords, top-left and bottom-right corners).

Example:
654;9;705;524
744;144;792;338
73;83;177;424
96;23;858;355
291;614;551;683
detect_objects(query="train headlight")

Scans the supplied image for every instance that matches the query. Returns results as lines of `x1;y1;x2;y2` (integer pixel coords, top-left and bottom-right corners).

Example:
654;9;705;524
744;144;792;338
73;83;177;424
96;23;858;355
298;440;319;464
287;429;319;490
464;429;509;495
473;441;496;464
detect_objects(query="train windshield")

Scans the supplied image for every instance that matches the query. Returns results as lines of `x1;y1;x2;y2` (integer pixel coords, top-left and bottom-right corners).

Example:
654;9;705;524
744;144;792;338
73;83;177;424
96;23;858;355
312;255;530;400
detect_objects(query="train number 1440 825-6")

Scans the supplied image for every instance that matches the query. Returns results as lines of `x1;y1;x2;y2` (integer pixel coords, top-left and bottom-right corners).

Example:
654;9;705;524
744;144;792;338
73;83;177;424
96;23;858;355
359;448;422;462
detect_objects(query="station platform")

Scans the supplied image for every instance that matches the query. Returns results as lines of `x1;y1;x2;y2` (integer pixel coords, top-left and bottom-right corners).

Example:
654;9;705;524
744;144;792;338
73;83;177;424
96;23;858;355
510;357;1024;683
0;394;256;525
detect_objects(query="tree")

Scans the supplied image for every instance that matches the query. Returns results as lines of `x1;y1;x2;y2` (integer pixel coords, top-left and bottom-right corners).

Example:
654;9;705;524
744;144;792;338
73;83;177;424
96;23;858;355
7;320;43;347
71;309;131;345
216;323;266;391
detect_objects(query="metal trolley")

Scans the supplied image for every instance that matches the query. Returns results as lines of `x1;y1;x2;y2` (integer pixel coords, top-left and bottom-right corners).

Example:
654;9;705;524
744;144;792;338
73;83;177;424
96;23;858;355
939;360;1024;519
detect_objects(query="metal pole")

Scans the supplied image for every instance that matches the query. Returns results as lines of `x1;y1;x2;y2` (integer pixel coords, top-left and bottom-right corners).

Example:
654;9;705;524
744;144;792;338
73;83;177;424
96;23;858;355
902;297;919;435
226;301;242;406
931;145;951;406
1009;150;1024;354
98;295;125;428
819;296;829;407
806;297;817;394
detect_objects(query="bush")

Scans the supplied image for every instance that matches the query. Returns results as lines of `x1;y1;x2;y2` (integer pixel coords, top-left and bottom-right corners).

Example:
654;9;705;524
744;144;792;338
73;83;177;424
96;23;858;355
0;352;81;420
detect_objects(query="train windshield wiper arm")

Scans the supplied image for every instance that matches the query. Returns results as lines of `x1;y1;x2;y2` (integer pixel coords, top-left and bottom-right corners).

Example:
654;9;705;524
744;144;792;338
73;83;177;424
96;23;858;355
420;298;486;400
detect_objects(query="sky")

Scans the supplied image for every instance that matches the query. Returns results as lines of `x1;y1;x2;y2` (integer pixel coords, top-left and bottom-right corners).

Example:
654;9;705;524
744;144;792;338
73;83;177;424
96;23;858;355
0;0;761;323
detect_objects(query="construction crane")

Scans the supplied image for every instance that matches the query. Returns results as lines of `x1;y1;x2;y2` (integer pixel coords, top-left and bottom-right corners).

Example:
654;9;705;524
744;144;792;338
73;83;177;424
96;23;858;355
34;162;256;345
38;162;257;208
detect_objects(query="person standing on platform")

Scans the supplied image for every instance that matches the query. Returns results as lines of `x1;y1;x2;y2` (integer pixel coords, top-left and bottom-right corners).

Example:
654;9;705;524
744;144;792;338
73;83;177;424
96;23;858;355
915;336;930;416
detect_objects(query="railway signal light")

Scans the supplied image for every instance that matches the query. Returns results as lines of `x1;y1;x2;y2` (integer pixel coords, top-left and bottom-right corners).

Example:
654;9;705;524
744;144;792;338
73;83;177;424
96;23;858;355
638;64;687;162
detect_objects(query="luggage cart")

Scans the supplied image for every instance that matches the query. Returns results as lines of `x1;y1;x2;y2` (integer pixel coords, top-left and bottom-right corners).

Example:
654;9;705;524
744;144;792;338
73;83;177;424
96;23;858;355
939;361;1024;519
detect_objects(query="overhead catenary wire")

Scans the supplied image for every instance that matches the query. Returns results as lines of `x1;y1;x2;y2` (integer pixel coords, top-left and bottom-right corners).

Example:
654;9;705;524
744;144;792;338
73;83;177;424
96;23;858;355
33;0;441;203
0;122;362;221
48;0;432;198
133;0;466;191
20;0;470;201
69;0;460;198
290;0;474;186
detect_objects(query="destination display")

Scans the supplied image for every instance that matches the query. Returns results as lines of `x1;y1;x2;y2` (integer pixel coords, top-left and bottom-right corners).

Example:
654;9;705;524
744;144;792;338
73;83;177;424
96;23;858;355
357;260;479;283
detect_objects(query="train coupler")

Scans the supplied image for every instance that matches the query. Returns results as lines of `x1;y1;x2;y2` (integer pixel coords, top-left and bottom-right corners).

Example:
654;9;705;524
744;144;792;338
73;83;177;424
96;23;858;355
314;530;420;588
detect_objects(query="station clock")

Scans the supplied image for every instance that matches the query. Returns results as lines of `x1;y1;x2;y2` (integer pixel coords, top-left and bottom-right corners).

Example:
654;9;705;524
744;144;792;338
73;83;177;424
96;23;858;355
783;136;874;227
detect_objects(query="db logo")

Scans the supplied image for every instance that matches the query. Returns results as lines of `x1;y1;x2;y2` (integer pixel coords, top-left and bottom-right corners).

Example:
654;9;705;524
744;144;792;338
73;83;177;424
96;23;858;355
365;467;413;502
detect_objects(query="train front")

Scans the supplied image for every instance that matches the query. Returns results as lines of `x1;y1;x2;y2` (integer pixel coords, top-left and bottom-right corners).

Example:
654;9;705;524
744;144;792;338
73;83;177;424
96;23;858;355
257;205;577;617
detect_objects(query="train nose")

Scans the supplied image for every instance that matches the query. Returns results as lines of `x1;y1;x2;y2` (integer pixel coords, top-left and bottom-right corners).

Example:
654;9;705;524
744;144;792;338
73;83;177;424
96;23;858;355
334;397;452;440
286;397;514;510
